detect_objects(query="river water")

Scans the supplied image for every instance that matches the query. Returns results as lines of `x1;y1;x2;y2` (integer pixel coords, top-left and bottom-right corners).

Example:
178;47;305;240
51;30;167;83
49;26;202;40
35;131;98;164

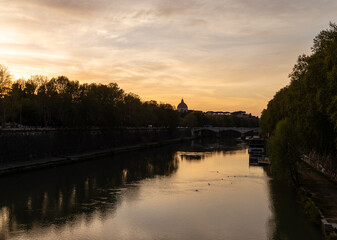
0;139;322;240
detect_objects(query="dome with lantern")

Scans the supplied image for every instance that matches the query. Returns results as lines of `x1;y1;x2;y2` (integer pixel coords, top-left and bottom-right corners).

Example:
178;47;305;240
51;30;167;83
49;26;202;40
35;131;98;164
177;99;188;113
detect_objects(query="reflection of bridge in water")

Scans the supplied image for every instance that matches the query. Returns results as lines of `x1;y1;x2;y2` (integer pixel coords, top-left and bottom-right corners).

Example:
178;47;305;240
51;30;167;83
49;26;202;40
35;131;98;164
191;127;259;138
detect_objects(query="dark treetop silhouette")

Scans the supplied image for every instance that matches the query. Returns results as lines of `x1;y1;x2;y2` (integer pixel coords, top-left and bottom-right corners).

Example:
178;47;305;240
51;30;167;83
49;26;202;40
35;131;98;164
0;67;258;129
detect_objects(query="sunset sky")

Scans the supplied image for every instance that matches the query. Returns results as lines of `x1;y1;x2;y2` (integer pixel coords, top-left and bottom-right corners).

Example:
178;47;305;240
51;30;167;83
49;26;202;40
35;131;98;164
1;0;336;116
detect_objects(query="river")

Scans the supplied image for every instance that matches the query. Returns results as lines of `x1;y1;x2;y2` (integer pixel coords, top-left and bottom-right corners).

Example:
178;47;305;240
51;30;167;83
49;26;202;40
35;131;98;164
0;138;323;240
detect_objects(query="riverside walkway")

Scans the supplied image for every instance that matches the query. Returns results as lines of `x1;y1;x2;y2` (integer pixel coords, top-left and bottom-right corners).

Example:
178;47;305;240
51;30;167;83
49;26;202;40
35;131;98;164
299;162;337;237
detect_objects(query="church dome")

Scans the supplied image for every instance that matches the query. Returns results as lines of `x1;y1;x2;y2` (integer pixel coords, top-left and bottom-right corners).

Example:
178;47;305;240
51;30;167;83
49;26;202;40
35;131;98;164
177;99;188;112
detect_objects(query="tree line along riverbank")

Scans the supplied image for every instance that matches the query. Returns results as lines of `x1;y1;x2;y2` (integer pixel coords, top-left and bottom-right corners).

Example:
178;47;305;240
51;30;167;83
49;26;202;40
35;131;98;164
261;23;337;183
0;64;258;174
260;23;337;238
0;66;258;129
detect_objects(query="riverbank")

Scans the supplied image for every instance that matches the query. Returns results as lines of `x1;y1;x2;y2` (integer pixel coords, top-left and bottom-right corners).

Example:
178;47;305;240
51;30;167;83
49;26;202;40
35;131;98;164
0;136;195;176
0;127;192;163
298;161;337;239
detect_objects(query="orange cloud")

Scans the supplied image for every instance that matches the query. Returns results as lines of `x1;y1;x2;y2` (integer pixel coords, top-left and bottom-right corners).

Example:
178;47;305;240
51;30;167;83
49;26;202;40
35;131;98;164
1;0;337;116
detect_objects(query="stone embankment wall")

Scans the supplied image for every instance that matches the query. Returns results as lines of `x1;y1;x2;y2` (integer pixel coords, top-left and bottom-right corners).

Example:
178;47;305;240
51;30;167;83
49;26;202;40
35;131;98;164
302;152;337;238
302;152;337;184
0;127;191;163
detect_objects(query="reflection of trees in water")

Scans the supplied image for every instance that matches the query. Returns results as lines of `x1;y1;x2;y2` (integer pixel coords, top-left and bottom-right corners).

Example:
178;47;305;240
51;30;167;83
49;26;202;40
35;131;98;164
178;138;246;161
267;179;323;240
0;138;245;238
0;146;179;237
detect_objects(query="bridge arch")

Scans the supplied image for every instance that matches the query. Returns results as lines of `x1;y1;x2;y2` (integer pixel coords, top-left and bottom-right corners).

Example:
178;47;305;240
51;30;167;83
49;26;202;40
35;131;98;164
191;127;258;138
219;129;241;138
242;130;256;137
193;128;218;137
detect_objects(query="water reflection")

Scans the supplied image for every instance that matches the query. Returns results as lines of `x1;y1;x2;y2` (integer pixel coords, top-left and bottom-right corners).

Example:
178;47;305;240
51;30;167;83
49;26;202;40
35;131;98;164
0;146;179;239
0;138;323;240
267;179;323;240
179;138;245;162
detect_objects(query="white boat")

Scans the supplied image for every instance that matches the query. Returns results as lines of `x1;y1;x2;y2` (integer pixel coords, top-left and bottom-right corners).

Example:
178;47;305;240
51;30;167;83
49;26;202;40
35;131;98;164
248;138;264;155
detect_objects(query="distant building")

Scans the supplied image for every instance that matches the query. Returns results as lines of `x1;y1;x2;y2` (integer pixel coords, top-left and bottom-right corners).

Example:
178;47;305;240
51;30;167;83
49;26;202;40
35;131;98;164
206;111;231;116
177;99;188;113
231;111;249;117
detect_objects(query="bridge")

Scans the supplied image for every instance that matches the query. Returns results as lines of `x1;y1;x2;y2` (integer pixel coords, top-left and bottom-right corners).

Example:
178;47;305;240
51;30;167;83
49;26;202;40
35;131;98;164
191;127;259;138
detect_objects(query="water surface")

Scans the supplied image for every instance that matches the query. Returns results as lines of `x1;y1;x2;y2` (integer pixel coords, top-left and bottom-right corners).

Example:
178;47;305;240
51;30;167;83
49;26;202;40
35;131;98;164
0;139;322;240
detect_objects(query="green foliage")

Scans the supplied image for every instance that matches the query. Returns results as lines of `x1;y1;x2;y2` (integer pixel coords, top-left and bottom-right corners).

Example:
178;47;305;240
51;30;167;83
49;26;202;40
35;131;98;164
261;23;337;156
297;191;322;226
0;64;12;96
183;113;199;127
0;73;179;128
268;119;300;185
181;112;259;127
303;199;321;225
327;233;337;240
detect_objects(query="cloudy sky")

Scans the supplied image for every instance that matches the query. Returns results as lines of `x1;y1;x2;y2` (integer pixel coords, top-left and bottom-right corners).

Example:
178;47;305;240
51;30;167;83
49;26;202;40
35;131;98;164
1;0;336;115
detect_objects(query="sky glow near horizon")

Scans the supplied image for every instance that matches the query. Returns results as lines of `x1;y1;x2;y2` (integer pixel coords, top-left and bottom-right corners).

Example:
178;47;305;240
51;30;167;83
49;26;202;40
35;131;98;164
1;0;337;116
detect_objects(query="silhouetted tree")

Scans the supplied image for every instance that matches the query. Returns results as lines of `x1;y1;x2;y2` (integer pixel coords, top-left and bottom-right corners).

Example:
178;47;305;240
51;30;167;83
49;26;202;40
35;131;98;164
0;64;12;127
260;23;337;179
0;68;181;129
